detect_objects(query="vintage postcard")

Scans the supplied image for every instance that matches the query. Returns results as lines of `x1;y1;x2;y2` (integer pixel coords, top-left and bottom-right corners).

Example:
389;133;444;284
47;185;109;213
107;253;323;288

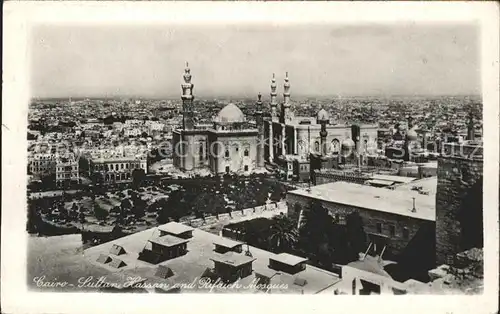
2;2;499;314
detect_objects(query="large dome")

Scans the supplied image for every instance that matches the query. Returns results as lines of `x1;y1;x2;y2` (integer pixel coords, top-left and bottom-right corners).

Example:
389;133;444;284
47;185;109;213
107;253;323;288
215;103;245;123
317;109;330;121
341;138;356;149
406;129;418;141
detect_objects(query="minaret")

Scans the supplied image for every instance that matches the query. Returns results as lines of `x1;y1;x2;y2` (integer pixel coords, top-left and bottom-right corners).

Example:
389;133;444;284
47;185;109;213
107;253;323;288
467;110;475;141
407;115;414;129
320;121;328;156
281;72;291;123
255;93;265;168
270;73;278;121
317;109;329;156
181;62;195;130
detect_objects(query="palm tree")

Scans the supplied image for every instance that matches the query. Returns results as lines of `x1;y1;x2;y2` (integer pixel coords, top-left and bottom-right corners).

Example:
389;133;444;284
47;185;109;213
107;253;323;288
345;211;367;261
299;200;334;263
268;215;299;253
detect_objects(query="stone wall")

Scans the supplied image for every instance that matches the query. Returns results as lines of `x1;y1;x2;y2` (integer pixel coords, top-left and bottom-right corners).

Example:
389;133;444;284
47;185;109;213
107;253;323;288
435;156;483;265
181;201;286;230
218;213;231;221
313;171;370;186
243;208;254;216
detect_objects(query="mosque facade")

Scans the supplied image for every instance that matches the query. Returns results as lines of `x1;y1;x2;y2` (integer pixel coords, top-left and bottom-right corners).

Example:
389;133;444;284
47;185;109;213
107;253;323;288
172;63;263;174
263;73;379;164
172;64;379;176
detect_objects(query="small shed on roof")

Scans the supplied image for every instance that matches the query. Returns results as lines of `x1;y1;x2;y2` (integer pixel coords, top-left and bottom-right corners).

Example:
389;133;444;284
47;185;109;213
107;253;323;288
155;265;174;279
149;235;189;248
269;253;308;274
210;251;256;268
109;258;127;269
96;254;112;264
255;268;278;287
158;222;194;239
213;237;243;254
293;277;308;287
109;244;126;255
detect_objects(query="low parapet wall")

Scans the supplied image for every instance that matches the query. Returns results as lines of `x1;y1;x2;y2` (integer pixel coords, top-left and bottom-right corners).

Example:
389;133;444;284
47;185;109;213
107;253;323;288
181;201;286;229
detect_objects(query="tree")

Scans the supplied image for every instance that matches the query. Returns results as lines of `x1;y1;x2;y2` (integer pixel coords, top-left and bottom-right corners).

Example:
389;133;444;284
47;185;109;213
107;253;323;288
132;198;147;219
94;204;108;221
132;168;146;189
345;211;367;261
78;211;86;224
268;215;299;253
58;204;68;221
299;200;335;265
121;198;132;210
157;190;184;223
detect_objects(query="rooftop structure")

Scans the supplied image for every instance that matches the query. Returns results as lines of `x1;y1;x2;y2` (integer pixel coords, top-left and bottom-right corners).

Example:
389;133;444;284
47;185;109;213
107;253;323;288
271;253;308;267
158;221;194;238
210;251;256;267
288;181;435;221
148;235;190;248
84;223;340;293
212;237;244;250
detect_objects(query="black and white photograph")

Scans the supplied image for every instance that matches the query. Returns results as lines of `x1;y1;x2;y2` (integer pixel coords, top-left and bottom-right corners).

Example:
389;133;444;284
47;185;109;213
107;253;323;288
2;2;499;314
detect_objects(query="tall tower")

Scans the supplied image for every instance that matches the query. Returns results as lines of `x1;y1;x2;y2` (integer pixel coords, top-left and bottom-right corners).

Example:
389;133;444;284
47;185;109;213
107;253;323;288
181;62;195;130
320;122;328;156
467;111;475;141
270;73;278;121
282;72;291;123
317;109;329;156
255;93;265;168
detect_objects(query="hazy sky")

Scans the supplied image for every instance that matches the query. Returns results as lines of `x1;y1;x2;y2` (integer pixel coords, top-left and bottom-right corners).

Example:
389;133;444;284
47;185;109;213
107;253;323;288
30;23;480;98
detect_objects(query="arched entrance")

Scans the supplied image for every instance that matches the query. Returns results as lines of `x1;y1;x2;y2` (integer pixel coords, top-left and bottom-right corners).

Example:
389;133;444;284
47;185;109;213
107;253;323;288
331;139;340;154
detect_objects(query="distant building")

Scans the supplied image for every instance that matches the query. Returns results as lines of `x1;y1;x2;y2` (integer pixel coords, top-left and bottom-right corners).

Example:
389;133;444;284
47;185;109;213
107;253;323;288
28;153;57;179
263;73;378;166
286;179;437;270
124;128;142;137
55;154;80;187
87;149;148;185
262;73;378;180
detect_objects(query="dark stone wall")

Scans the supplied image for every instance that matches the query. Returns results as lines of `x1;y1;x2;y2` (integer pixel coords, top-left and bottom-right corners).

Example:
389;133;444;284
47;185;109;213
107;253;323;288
435;156;483;265
313;172;369;186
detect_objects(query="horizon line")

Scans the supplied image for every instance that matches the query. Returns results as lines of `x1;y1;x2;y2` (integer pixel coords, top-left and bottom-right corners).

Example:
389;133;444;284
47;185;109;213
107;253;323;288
32;93;483;101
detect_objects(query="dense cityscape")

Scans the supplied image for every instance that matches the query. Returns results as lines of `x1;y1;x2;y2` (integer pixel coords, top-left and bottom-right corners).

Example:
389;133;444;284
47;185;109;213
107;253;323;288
27;63;484;295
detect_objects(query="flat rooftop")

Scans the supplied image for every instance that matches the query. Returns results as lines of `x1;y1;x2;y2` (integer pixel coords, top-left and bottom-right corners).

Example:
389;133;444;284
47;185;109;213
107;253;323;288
271;253;308;266
370;174;415;184
149;235;189;247
158;221;194;235
365;179;395;187
289;181;435;221
84;223;340;294
210;251;256;267
213;237;243;249
394;177;438;196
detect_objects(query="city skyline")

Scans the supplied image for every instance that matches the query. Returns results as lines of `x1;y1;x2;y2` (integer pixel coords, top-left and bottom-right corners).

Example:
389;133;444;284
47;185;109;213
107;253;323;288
31;23;480;99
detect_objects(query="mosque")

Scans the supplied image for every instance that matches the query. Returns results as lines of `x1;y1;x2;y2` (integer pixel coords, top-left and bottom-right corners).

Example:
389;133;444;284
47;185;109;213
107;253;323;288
172;63;379;176
172;63;264;174
263;72;378;179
